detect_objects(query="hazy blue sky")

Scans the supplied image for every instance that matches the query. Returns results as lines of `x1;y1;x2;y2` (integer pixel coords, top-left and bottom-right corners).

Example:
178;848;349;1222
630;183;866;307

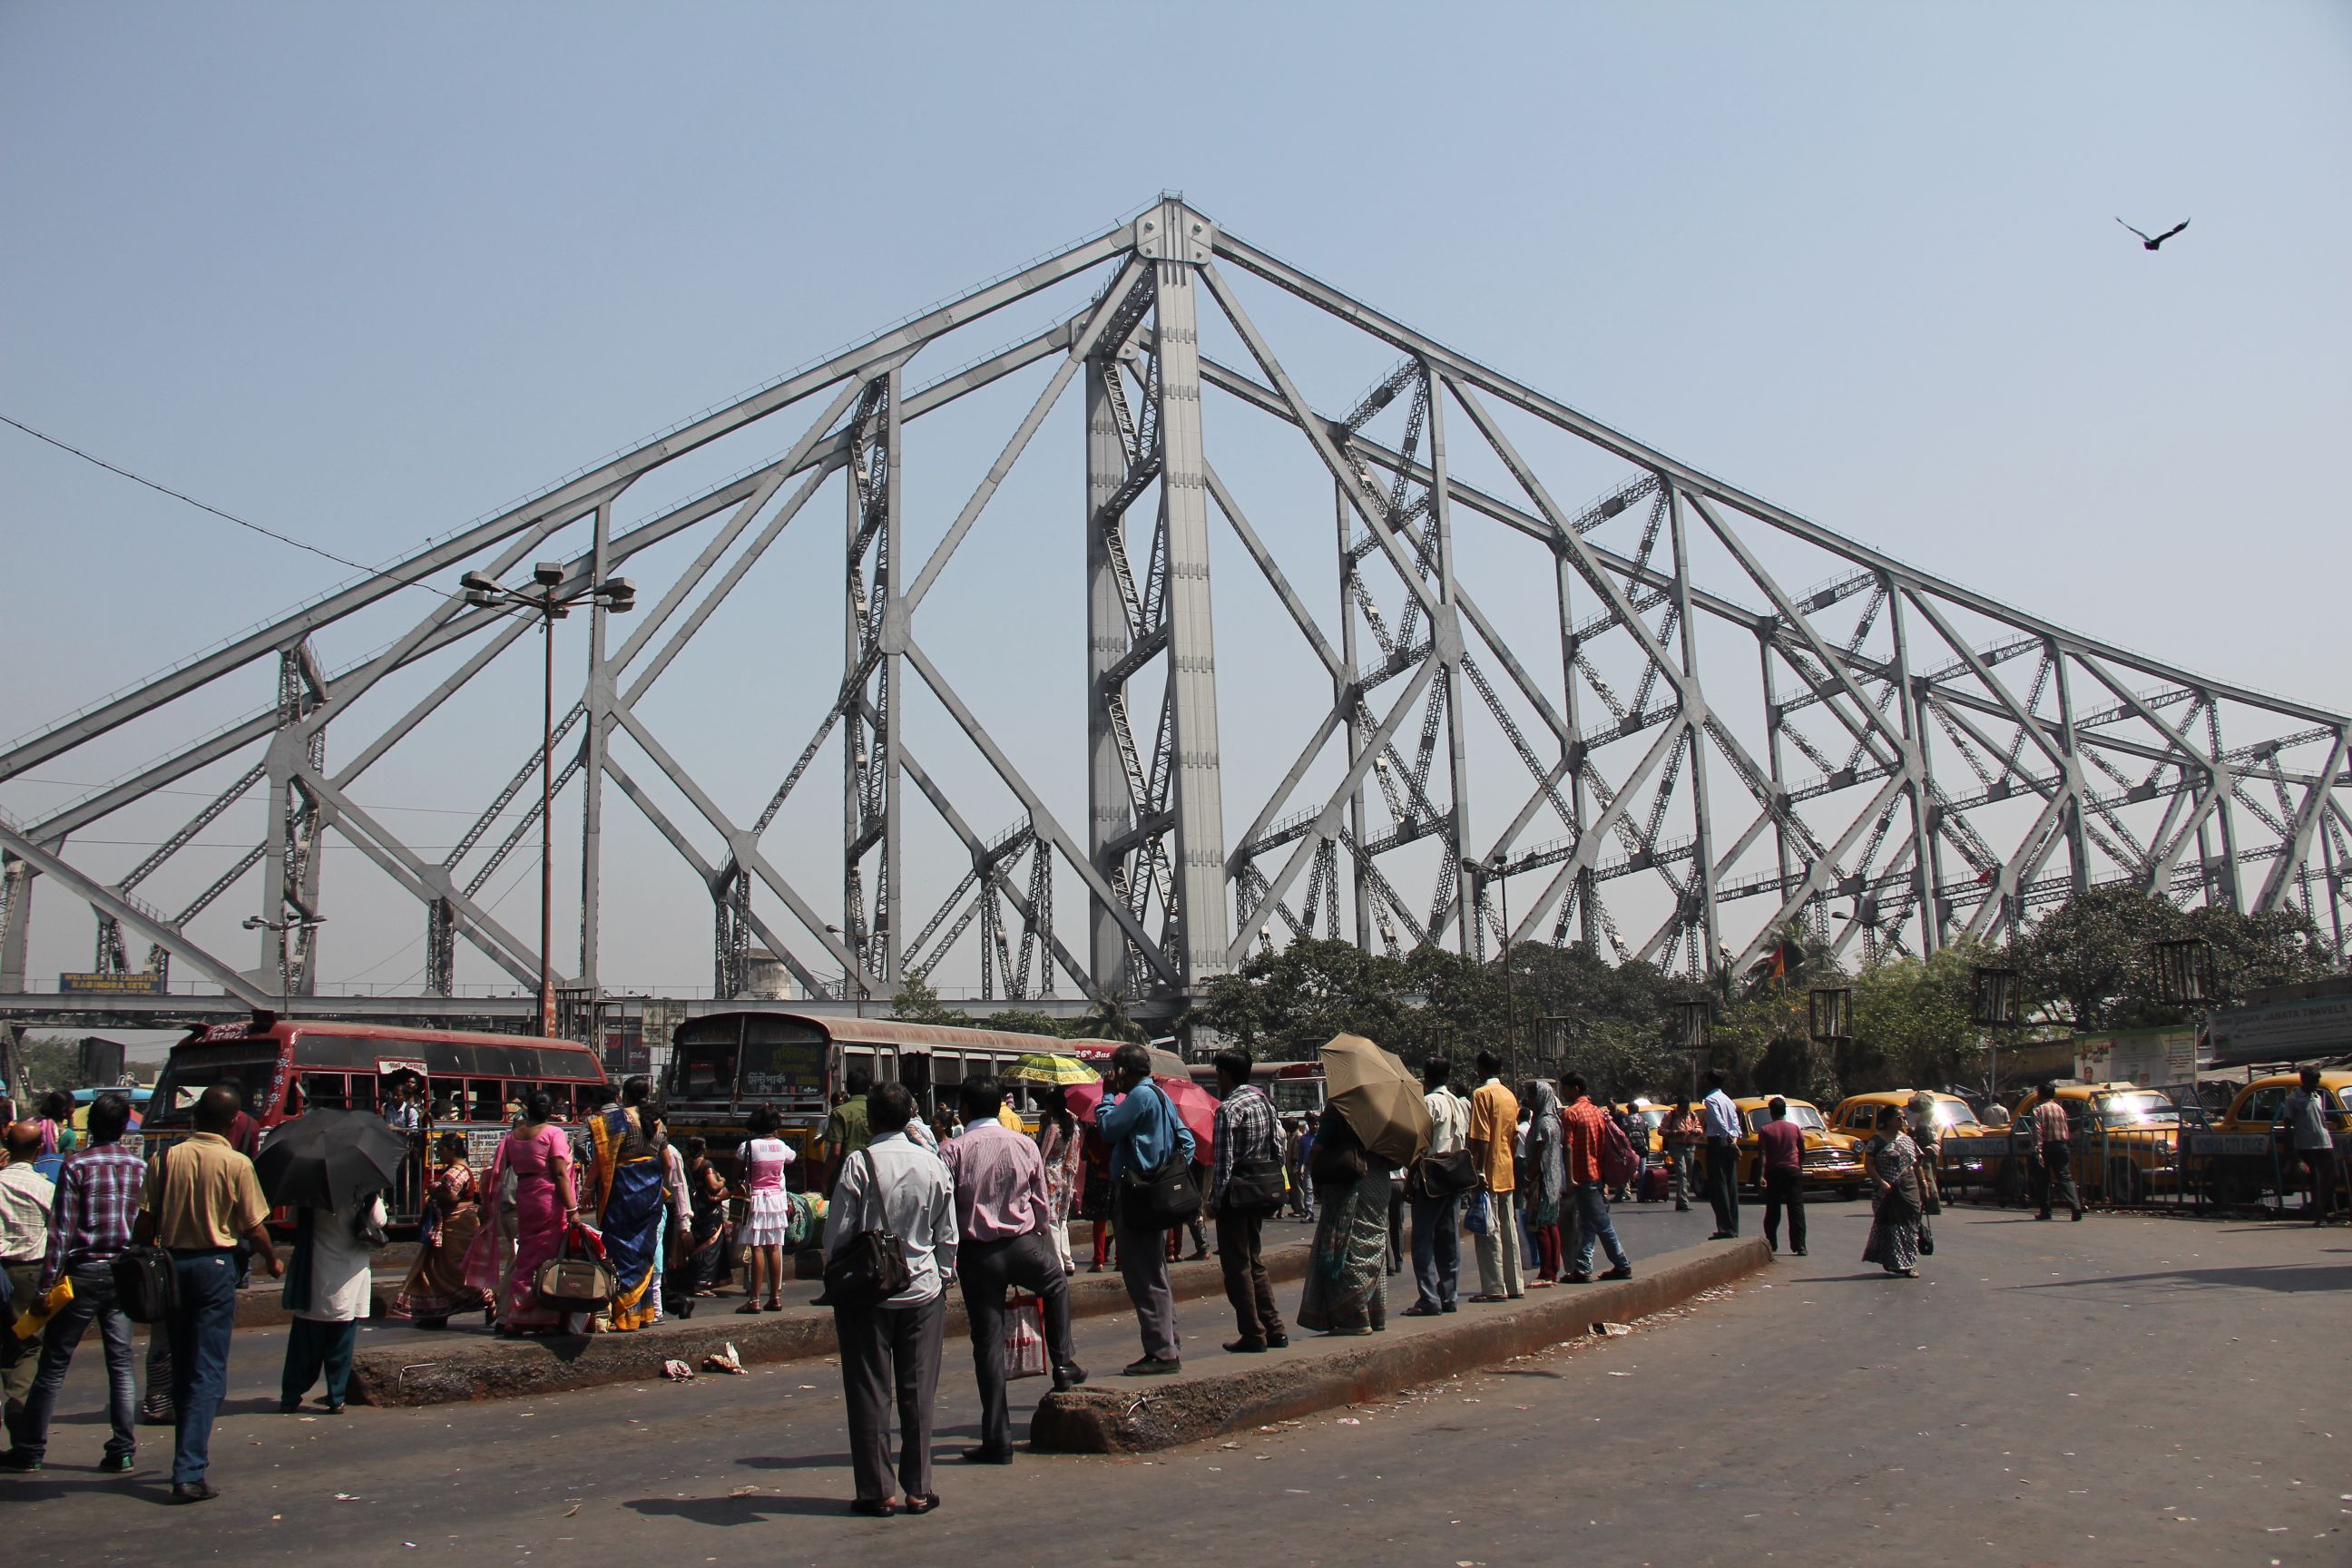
4;3;2347;1008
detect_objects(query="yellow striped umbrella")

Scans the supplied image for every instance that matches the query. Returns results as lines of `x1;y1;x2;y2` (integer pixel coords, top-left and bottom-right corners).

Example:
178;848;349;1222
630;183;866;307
1003;1053;1100;1088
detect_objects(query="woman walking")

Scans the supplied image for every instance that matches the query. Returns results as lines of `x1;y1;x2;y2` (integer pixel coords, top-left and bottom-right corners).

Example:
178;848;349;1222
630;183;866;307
389;1133;491;1327
468;1091;578;1336
1520;1080;1565;1286
1034;1085;1083;1276
1861;1105;1926;1279
1295;1111;1394;1337
738;1107;797;1313
280;1187;386;1413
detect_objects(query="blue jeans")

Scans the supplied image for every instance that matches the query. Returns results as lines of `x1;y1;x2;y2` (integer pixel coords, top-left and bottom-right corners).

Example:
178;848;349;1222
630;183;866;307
167;1250;240;1485
1408;1191;1460;1310
1570;1181;1630;1275
12;1262;139;1461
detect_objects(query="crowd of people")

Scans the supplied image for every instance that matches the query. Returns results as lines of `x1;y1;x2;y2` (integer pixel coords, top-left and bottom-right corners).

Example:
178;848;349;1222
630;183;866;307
1;1051;2340;1514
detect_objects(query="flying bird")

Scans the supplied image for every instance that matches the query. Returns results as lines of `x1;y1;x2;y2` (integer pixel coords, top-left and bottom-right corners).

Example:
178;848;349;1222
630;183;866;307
2116;217;2190;250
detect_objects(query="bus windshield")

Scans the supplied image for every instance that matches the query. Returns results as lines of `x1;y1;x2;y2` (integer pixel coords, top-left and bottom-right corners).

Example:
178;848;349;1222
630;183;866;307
148;1045;282;1124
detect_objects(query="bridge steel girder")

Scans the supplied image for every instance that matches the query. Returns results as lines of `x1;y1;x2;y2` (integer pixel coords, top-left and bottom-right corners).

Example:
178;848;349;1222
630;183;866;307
3;194;2346;1036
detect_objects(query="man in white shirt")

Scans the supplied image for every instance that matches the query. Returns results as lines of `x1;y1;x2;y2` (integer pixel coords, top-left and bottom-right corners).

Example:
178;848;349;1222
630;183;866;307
821;1082;958;1516
2274;1068;2341;1226
1700;1069;1744;1240
0;1121;57;1417
1404;1057;1471;1317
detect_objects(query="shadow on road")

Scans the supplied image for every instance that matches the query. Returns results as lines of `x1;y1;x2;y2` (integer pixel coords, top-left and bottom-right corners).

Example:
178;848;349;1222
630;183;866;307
737;1452;854;1471
2017;1263;2350;1295
625;1494;857;1524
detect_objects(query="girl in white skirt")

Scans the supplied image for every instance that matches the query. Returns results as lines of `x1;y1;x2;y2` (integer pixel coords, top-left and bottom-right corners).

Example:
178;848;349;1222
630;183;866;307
738;1105;797;1312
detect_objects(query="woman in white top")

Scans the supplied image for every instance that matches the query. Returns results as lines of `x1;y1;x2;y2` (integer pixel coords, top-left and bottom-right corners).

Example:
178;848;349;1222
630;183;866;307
280;1189;387;1414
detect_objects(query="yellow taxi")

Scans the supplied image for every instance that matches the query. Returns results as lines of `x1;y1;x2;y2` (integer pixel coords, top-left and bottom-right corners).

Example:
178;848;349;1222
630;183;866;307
2194;1070;2352;1207
2012;1081;2181;1204
1732;1096;1866;1199
1828;1090;1997;1181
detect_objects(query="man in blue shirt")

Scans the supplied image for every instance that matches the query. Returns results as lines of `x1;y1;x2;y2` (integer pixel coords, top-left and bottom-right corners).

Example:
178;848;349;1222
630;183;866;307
1700;1069;1744;1240
1095;1044;1194;1375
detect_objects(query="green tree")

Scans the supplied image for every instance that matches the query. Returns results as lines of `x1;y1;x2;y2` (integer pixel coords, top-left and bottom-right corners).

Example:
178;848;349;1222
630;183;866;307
2020;886;2337;1030
1189;937;1411;1059
889;967;968;1026
971;1007;1071;1040
1847;941;1987;1093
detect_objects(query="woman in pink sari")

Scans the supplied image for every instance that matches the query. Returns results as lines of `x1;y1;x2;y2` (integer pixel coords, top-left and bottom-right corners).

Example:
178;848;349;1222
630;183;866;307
466;1091;579;1336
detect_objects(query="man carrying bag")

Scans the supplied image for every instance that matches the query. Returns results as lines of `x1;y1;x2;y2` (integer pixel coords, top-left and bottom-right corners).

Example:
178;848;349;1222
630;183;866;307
938;1075;1083;1465
1208;1047;1289;1355
1095;1044;1194;1376
821;1083;956;1517
1404;1057;1474;1317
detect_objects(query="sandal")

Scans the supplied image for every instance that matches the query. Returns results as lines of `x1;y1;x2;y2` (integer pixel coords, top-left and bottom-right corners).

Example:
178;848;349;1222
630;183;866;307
903;1493;941;1515
735;1301;762;1315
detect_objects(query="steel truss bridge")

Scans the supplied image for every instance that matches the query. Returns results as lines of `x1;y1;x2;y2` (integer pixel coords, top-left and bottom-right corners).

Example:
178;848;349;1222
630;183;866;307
5;196;2347;1040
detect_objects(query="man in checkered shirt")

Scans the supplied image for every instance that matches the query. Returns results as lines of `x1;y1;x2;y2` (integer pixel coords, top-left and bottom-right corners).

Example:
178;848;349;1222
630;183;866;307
4;1092;147;1473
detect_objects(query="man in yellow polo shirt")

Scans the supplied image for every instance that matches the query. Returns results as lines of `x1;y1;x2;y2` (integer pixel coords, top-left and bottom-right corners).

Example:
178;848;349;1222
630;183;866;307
1465;1051;1524;1301
132;1084;280;1504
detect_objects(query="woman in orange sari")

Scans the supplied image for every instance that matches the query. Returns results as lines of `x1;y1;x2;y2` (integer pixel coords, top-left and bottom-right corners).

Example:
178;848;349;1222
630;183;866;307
390;1132;492;1327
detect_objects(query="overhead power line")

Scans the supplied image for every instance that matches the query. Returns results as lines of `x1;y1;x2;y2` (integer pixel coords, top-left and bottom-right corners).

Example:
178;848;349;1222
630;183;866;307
0;412;450;599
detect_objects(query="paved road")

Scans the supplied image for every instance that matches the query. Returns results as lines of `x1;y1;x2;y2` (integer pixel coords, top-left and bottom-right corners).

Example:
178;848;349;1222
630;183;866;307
11;1201;2344;1566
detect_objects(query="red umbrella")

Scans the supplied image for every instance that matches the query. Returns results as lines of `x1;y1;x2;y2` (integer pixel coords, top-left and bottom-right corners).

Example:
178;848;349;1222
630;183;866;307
1064;1075;1219;1161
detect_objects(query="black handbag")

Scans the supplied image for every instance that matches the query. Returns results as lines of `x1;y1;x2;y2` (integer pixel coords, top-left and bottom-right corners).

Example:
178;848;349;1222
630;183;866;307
813;1149;913;1308
1416;1147;1480;1200
112;1246;181;1325
1114;1084;1200;1230
1220;1156;1288;1213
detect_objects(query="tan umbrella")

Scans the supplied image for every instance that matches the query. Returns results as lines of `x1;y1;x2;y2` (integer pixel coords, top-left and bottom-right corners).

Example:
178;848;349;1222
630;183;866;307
1319;1033;1433;1166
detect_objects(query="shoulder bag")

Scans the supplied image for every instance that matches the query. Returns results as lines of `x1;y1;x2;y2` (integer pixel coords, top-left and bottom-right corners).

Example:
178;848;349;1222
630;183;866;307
1598;1115;1643;1190
112;1143;181;1325
1218;1093;1289;1213
813;1148;913;1308
1115;1084;1200;1231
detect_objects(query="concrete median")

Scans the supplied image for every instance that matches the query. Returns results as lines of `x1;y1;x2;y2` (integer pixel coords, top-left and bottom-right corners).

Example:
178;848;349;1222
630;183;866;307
1027;1235;1769;1455
348;1233;1315;1406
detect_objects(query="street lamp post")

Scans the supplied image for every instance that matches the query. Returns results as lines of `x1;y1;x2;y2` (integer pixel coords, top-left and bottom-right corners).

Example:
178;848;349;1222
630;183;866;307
1483;854;1520;1083
242;912;326;1019
463;564;634;1037
825;924;864;1018
1672;997;1713;1102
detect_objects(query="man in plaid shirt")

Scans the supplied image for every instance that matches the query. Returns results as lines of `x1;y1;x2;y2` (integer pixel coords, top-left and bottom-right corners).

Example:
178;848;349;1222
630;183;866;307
1209;1048;1289;1355
3;1093;145;1473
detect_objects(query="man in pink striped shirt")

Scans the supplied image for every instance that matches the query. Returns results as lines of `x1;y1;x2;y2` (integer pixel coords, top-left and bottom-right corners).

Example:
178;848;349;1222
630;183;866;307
939;1076;1083;1463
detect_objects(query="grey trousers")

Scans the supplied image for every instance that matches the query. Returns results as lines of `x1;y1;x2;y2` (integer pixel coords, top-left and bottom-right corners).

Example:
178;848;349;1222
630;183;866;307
832;1293;946;1504
1473;1190;1524;1298
1113;1216;1180;1361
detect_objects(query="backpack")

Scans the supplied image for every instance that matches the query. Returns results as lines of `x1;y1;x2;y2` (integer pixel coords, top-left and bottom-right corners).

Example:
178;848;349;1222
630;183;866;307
112;1246;180;1324
1598;1114;1642;1190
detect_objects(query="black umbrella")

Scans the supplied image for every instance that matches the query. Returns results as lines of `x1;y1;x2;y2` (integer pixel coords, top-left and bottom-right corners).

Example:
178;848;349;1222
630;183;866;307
254;1108;410;1210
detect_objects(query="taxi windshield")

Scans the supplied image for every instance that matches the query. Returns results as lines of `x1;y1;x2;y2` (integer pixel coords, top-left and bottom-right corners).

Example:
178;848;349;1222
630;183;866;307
1929;1100;1976;1127
1748;1104;1826;1132
2093;1091;2179;1128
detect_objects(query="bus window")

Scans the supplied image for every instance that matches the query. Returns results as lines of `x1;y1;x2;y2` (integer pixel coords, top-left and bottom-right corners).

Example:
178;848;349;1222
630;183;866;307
843;1047;882;1091
301;1073;350;1112
740;1016;826;1103
468;1080;504;1123
931;1052;964;1091
347;1073;378;1112
148;1048;285;1123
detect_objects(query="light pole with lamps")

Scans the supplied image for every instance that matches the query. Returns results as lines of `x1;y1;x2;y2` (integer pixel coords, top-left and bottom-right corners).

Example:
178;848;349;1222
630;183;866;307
824;923;865;1018
242;912;326;1019
1483;853;1520;1082
462;564;634;1036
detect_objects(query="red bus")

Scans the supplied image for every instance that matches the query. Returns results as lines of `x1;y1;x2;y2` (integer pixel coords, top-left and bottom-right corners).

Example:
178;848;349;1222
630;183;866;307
141;1010;608;1226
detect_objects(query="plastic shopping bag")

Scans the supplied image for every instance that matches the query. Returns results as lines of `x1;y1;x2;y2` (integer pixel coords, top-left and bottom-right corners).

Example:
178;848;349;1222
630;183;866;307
1004;1292;1048;1380
1462;1189;1492;1237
